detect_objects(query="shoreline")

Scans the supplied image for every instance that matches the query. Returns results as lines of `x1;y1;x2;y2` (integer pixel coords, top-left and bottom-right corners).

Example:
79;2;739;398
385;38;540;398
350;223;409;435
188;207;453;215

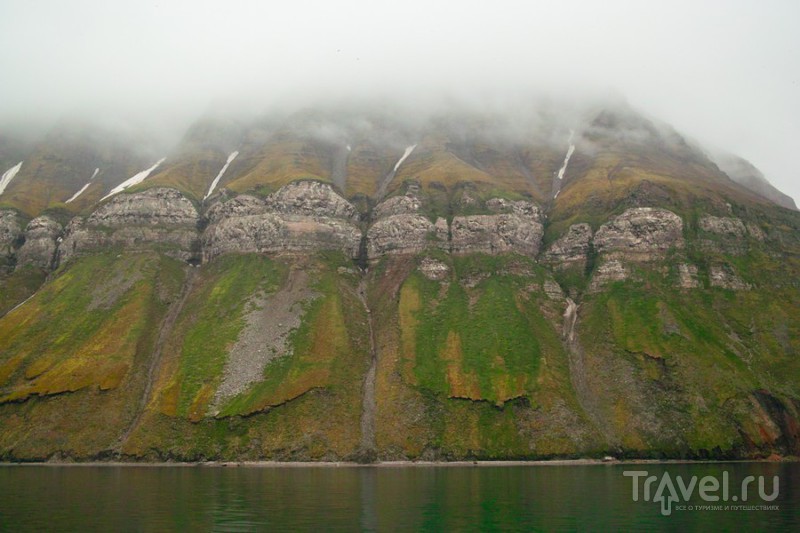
1;457;795;468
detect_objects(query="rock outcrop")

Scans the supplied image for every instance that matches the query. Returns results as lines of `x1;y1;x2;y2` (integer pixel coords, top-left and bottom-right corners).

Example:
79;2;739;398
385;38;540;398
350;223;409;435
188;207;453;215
543;278;565;300
699;215;747;238
588;259;629;292
450;213;543;256
594;207;684;259
678;263;701;289
371;194;422;220
746;223;766;241
543;223;593;268
204;212;361;260
697;215;757;254
88;188;198;228
0;210;22;267
485;198;542;218
265;180;359;220
59;188;200;264
367;194;544;259
367;214;444;258
710;265;751;290
418;257;450;281
205;194;268;224
366;191;449;259
16;215;62;270
203;181;361;262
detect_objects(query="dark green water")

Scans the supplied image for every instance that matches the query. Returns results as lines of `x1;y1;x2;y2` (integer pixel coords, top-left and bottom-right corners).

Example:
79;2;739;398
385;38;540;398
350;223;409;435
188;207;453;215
0;463;797;531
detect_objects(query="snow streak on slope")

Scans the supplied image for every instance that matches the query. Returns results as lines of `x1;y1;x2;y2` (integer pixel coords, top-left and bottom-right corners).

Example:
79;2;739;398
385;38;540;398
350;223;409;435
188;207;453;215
376;144;418;200
65;168;99;204
101;158;166;201
393;144;417;173
0;162;23;196
204;151;239;200
556;130;576;181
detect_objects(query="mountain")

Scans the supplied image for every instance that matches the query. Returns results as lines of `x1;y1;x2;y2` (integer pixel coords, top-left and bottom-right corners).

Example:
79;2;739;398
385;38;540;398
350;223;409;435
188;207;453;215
710;150;797;210
0;100;798;462
0;119;166;217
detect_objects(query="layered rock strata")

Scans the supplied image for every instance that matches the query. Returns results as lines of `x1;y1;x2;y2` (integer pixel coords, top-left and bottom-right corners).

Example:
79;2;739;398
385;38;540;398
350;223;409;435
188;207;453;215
542;223;593;268
366;193;544;259
588;259;629;292
203;181;361;262
698;215;765;254
0;210;22;267
58;188;200;263
16;215;62;269
450;214;543;256
593;207;684;259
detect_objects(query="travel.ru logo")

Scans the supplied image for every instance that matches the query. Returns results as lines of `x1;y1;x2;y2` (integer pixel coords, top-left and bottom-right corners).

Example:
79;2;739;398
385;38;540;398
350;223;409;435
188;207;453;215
623;470;779;516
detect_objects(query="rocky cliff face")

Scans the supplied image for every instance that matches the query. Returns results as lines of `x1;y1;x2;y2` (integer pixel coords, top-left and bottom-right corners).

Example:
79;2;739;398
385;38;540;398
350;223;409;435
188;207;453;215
699;215;747;238
204;212;362;260
58;188;200;264
698;215;765;255
32;183;546;267
542;223;593;268
205;194;268;224
453;198;544;256
0;210;22;269
594;207;684;258
87;187;198;228
366;193;543;259
16;215;62;270
366;190;448;258
366;214;446;258
584;207;683;291
588;259;629;292
265;180;359;220
31;185;762;302
371;194;422;220
450;213;543;256
203;181;362;262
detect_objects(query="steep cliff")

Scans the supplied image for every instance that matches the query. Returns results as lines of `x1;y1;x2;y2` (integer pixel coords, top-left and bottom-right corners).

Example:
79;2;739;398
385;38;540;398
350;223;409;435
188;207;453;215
58;188;200;264
0;104;798;463
0;210;22;270
16;215;62;270
203;181;361;261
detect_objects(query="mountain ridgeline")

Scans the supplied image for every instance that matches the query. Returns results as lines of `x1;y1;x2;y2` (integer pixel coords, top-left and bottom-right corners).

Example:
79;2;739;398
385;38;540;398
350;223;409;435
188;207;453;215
0;101;799;462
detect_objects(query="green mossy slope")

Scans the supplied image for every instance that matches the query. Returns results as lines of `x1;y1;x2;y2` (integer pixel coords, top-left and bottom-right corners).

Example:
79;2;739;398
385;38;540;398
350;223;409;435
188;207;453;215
0;251;186;459
122;252;371;461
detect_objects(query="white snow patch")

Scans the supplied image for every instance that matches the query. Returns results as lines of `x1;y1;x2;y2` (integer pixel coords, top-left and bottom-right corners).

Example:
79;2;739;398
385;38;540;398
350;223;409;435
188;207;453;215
0;161;23;196
101;158;165;201
65;167;100;204
65;183;91;204
556;130;576;181
554;190;560;199
204;151;239;201
346;145;352;152
393;144;417;173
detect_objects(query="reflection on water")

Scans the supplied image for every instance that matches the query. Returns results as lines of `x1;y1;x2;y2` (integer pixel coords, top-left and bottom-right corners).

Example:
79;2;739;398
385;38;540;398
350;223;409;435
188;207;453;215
0;463;797;531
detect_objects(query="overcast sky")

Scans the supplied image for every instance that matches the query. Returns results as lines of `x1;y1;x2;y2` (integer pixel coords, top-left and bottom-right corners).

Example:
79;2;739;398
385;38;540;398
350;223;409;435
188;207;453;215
0;0;798;202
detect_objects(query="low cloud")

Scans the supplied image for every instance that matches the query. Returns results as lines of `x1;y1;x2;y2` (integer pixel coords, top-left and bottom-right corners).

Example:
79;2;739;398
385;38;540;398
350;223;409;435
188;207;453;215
0;0;797;202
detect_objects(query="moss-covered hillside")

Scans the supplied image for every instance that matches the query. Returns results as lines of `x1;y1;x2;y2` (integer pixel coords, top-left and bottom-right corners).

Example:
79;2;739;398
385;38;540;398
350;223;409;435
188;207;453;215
0;102;798;462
